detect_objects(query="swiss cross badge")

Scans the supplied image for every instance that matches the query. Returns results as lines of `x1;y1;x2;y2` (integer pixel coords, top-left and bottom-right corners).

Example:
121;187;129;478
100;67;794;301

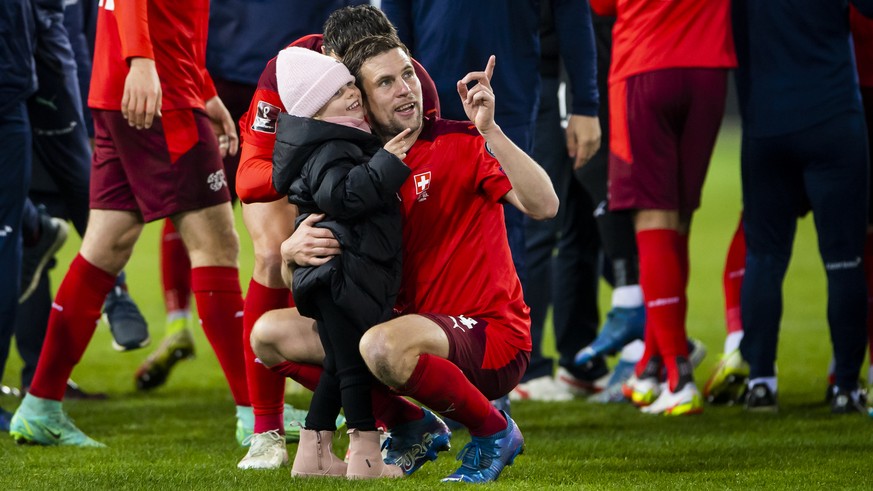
414;171;431;202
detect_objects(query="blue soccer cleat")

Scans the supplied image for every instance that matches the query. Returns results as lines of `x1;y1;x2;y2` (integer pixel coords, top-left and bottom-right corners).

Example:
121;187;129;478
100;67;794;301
10;394;105;447
441;410;524;483
383;408;451;475
574;305;645;366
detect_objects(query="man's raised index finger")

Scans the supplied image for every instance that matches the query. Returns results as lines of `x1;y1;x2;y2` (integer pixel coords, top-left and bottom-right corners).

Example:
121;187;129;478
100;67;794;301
484;55;496;80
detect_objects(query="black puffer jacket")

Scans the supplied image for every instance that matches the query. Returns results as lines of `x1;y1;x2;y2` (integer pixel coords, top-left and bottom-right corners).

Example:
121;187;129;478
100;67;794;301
273;113;410;326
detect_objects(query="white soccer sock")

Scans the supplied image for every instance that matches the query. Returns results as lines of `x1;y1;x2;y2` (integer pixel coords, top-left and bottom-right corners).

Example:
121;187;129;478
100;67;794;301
723;331;743;354
612;285;643;308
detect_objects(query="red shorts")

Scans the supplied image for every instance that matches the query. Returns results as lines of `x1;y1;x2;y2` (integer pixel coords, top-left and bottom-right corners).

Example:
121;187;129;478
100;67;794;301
608;68;728;214
90;109;231;222
421;313;530;401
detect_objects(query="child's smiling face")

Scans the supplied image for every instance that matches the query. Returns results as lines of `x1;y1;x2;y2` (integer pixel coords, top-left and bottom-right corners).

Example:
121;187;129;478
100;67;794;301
316;82;365;120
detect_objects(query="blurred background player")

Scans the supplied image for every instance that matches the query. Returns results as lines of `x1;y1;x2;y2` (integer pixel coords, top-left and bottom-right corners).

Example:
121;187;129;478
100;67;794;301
590;0;735;415
734;0;873;414
10;0;252;447
0;0;37;432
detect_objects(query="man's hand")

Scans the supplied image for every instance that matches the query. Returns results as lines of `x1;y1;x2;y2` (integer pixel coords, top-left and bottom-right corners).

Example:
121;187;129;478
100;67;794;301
457;55;498;135
121;57;162;129
280;213;341;269
566;114;601;169
205;96;239;157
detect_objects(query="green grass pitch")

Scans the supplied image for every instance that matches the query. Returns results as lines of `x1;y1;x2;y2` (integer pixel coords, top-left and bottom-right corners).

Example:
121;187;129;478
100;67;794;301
2;121;872;489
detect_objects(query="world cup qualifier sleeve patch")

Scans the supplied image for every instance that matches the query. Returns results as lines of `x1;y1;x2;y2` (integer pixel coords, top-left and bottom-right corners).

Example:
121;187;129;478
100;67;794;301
252;101;280;134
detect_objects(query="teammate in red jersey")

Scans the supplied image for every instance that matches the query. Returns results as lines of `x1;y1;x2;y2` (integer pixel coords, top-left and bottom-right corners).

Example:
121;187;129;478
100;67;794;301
250;40;557;482
10;0;251;447
590;0;736;415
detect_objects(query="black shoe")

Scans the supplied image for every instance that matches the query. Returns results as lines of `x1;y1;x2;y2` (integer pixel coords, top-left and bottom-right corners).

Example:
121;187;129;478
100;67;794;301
104;286;150;351
64;380;108;401
744;383;778;413
831;387;866;414
824;383;836;404
19;210;68;303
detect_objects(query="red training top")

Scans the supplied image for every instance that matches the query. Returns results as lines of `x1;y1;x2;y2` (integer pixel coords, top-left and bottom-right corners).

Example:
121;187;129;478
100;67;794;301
590;0;736;85
89;0;216;111
395;117;531;364
236;34;440;203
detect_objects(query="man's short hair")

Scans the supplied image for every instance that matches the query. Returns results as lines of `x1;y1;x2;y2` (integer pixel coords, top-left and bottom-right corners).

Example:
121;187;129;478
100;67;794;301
342;35;409;83
322;5;398;58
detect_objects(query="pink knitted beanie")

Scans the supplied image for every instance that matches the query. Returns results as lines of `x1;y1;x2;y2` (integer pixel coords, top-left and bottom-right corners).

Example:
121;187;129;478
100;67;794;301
276;47;355;117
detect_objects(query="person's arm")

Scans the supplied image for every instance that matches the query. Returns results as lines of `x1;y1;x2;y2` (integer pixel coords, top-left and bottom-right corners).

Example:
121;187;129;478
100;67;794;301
457;56;559;220
204;94;238;158
237;59;285;203
238;141;284;203
115;0;161;129
553;0;601;169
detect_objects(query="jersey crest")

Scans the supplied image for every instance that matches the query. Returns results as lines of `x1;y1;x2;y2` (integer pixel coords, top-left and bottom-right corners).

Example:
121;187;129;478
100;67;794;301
413;171;431;202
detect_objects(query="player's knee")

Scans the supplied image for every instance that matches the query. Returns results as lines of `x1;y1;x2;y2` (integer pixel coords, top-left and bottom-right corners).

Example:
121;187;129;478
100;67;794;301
360;325;404;385
252;240;284;273
250;313;283;367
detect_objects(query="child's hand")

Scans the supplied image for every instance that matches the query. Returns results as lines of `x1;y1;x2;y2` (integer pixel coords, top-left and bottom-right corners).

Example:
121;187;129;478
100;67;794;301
383;128;412;160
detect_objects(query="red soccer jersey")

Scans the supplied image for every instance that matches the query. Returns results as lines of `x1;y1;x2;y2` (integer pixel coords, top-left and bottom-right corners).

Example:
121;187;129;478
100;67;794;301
590;0;736;85
852;6;873;88
394;118;531;353
236;34;441;203
89;0;215;111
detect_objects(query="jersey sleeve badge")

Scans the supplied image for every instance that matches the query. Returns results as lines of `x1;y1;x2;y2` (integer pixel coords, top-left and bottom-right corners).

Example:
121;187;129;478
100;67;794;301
252;100;280;134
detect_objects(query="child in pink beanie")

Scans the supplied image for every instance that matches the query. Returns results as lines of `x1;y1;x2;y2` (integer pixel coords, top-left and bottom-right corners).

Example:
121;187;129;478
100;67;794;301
271;45;410;479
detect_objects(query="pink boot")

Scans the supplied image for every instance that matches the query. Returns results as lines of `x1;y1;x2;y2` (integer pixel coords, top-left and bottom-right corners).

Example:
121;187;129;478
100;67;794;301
291;428;347;477
346;428;403;479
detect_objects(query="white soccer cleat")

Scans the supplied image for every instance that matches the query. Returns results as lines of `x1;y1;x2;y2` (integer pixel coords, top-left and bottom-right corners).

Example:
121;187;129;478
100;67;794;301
623;375;662;407
237;430;289;470
641;382;704;416
509;375;573;401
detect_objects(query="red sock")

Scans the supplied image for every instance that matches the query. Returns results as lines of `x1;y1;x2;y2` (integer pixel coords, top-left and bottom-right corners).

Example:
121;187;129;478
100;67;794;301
160;220;191;313
637;229;689;390
677;231;690;290
636;319;660;377
724;219;746;335
30;255;116;401
397;354;505;437
864;233;873;361
244;280;292;433
271;360;322;392
192;266;249;406
370;385;424;430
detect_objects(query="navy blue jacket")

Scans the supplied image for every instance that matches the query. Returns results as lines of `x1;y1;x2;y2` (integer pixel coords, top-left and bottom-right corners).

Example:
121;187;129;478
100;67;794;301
382;0;598;131
733;0;873;138
206;0;367;86
1;0;37;112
